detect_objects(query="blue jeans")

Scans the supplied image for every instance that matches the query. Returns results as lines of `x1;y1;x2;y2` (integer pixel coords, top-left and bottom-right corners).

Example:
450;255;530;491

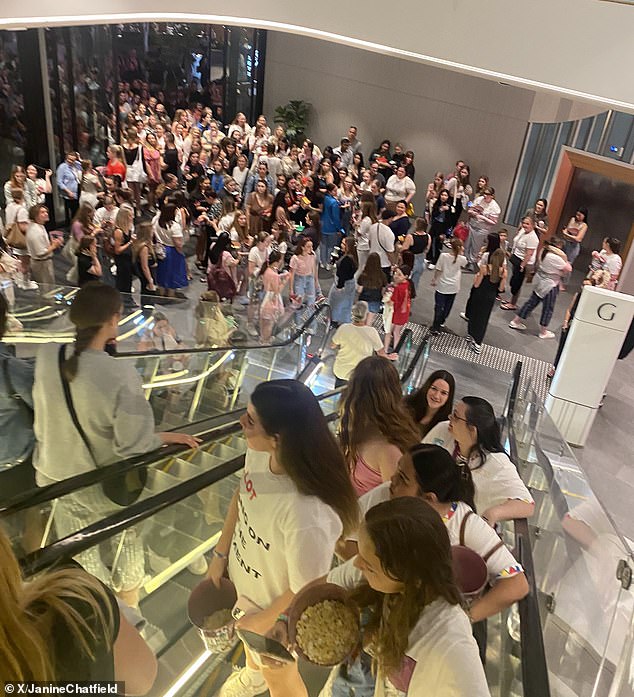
330;655;375;697
293;273;316;306
411;253;426;290
320;233;338;267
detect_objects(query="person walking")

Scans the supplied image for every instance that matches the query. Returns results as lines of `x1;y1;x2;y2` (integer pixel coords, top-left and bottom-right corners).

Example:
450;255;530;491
464;232;507;353
430;238;468;333
464;186;500;271
509;237;571;339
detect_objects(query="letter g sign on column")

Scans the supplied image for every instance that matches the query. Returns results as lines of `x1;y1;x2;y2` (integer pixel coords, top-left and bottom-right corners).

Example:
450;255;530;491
597;303;617;321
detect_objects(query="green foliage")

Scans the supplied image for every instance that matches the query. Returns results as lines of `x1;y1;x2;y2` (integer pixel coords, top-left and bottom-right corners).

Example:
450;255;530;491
273;100;311;144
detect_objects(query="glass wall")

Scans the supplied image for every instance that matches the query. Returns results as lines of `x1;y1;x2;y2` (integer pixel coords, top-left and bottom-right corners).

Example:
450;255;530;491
0;23;266;178
0;31;26;195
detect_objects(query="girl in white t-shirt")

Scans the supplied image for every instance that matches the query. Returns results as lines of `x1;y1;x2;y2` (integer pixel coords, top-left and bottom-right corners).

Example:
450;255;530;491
208;380;358;697
501;217;539;311
330;444;527;695
509;237;571;339
430;238;468;333
327;497;491;697
423;397;534;523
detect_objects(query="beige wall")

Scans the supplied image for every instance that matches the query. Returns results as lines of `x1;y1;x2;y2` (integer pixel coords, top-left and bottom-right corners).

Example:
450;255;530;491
263;32;536;217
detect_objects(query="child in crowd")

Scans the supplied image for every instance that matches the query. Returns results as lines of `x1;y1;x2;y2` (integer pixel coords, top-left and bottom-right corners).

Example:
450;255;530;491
384;265;415;352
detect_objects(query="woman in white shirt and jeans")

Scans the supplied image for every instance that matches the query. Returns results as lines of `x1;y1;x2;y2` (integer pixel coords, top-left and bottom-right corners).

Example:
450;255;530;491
509;237;571;339
208;380;358;697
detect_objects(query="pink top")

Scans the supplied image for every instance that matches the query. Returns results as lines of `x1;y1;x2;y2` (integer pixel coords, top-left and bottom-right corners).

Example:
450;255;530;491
144;147;161;182
290;253;315;277
351;454;383;497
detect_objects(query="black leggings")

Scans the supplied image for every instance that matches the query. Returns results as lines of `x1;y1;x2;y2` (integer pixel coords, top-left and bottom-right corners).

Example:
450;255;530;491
509;254;526;299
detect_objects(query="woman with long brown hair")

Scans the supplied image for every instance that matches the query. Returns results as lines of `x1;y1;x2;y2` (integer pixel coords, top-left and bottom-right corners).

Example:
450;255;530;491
356;198;378;276
0;527;157;687
404;368;456;438
357;252;387;327
328;236;358;326
208;379;358;697
339;355;419;496
132;221;157;305
326;497;489;696
3;164;38;210
112;206;134;295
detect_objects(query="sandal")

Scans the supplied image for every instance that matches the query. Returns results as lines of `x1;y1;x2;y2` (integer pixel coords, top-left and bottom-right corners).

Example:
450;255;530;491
500;302;517;311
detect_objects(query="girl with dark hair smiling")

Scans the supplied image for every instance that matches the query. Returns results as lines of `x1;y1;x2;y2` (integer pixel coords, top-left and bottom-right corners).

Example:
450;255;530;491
423;397;534;525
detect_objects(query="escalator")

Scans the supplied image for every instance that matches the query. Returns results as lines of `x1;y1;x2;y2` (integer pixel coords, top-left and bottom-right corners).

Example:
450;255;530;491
2;326;426;696
2;324;554;697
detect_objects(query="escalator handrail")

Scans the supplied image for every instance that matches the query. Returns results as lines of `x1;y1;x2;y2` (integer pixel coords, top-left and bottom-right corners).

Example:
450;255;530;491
19;409;339;577
113;303;331;358
17;336;422;572
514;516;552;697
1;387;341;518
399;335;429;386
3;320;419;519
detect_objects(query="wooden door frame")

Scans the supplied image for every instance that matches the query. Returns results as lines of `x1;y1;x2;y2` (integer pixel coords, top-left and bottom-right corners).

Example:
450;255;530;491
547;147;634;259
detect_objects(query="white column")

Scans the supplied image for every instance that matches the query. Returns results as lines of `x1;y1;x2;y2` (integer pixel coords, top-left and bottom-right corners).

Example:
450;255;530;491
545;286;634;447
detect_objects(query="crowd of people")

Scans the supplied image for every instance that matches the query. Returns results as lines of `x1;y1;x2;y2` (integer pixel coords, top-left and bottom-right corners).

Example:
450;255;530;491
0;92;625;360
0;90;626;696
1;278;534;695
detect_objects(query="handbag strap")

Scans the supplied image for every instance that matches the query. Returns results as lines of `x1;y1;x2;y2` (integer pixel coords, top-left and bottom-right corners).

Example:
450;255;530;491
375;223;390;256
58;345;97;465
459;507;505;561
459;510;474;547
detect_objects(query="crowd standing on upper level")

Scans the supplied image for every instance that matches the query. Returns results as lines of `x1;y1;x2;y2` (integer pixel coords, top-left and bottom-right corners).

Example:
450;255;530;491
0;85;625;695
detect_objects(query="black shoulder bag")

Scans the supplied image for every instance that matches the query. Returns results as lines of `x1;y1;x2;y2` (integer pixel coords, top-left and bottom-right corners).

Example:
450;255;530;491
58;345;147;506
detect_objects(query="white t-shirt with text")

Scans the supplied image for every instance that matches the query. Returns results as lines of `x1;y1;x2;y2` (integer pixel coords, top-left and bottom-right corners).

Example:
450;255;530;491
228;449;343;609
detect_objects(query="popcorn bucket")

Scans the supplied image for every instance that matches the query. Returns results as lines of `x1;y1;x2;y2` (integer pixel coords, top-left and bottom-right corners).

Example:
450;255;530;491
288;583;360;666
188;578;238;652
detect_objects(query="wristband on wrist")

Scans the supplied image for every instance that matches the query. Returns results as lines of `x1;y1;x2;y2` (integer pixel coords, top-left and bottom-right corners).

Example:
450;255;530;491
212;548;228;560
277;612;289;625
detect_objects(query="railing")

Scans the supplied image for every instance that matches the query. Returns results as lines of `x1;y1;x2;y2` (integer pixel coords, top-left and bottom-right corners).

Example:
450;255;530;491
506;361;552;697
17;331;429;574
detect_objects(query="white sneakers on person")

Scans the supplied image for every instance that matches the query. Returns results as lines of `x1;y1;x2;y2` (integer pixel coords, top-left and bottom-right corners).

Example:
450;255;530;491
539;330;555;339
508;320;526;331
217;667;267;697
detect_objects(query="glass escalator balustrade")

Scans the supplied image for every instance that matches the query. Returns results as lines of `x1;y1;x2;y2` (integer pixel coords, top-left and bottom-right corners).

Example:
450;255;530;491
510;387;634;697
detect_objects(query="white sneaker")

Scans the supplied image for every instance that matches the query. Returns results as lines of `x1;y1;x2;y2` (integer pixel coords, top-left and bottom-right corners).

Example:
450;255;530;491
217;667;266;697
427;263;435;270
187;555;208;576
509;320;526;331
539;330;555;339
24;279;39;290
459;312;468;321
